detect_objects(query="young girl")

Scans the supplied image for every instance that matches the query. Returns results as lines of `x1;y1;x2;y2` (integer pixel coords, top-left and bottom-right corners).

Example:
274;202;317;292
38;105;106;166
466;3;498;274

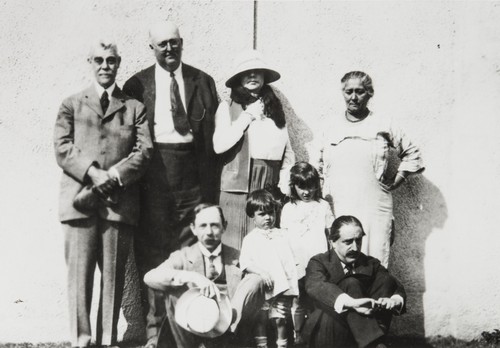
239;189;299;348
280;161;335;344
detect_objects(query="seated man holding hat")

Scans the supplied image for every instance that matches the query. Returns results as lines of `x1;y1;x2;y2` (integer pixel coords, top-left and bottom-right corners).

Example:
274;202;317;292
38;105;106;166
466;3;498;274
144;203;266;347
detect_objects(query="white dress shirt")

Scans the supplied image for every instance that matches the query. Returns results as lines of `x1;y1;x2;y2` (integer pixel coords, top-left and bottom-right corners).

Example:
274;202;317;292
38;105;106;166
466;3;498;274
198;243;223;277
154;62;193;143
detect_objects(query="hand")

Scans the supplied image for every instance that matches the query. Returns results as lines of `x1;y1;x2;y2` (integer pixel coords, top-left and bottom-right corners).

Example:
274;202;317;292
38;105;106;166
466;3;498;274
260;272;274;291
191;273;220;300
381;171;408;191
344;297;376;316
94;178;119;198
245;99;264;120
87;166;110;187
374;297;402;312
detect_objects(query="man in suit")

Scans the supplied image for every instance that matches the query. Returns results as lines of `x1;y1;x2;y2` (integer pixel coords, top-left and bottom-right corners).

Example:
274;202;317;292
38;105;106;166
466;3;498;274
145;203;265;348
122;21;219;347
304;216;406;348
54;39;152;347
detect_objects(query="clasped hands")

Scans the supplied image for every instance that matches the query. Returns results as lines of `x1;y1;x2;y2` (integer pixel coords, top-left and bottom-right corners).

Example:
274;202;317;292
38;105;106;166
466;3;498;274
87;166;120;203
345;297;402;316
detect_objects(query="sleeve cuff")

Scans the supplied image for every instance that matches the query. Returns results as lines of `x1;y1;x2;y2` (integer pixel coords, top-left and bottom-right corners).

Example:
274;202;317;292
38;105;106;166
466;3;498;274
334;293;350;313
108;167;123;186
391;294;404;314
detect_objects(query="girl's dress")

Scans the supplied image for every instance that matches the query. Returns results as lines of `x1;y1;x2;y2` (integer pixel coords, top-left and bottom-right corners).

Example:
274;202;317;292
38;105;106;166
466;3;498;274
313;112;424;267
213;99;295;250
281;199;334;272
239;227;299;300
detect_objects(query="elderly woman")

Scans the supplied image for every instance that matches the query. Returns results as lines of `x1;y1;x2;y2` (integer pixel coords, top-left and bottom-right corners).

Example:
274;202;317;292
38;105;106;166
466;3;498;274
314;71;424;267
213;50;295;250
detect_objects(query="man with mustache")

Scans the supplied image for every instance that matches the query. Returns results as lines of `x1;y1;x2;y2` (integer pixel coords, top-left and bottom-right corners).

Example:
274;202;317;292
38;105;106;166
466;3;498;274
304;215;406;348
54;39;152;347
123;21;219;348
144;204;265;347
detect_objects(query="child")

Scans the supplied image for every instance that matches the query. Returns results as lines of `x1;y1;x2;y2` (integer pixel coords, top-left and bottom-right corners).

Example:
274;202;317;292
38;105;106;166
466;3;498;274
280;161;335;344
240;189;299;348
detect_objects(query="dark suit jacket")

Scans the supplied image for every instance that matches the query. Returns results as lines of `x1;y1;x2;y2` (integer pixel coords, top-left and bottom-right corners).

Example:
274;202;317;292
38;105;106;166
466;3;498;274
150;243;242;299
54;85;153;225
304;250;406;334
123;64;219;203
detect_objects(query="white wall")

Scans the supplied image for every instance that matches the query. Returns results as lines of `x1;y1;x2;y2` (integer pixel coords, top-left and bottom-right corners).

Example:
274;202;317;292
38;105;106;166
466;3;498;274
1;0;499;343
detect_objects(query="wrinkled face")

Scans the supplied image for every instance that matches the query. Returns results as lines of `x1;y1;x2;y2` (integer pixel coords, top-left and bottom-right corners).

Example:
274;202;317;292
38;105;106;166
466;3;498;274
294;184;318;202
253;209;276;230
89;46;120;89
191;207;225;252
331;223;364;265
342;78;371;115
149;23;183;71
240;69;265;94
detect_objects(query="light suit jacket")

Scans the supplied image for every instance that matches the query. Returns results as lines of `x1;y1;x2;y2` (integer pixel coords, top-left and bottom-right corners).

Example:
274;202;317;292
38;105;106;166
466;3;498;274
54;85;153;225
150;243;242;299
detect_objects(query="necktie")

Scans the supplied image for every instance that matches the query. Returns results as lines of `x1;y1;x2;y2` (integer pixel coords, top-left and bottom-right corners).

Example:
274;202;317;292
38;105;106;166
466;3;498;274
100;90;109;115
170;72;190;135
207;255;219;281
345;263;354;276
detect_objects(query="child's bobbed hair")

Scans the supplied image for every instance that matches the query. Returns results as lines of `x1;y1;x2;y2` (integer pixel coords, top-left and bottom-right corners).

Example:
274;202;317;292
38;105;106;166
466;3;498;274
246;189;278;218
289;161;322;203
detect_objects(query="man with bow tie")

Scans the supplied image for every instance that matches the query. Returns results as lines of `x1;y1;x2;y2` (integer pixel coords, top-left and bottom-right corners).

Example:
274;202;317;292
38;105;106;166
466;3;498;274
54;39;152;347
304;215;406;348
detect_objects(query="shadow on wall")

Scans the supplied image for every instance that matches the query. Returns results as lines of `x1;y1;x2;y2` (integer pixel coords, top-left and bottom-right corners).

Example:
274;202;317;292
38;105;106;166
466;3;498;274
121;243;146;343
390;174;448;338
273;87;313;162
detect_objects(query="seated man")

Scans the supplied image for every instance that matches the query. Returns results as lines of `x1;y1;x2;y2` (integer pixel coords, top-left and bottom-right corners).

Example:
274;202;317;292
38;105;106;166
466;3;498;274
304;215;406;348
144;203;265;348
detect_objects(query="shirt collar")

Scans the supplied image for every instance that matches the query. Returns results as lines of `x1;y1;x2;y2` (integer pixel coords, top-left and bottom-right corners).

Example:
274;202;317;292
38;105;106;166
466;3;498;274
94;82;116;98
198;242;222;258
156;62;183;79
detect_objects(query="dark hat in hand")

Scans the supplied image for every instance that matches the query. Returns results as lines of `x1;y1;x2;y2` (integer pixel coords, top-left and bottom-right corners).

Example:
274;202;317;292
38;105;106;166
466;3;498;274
73;185;99;211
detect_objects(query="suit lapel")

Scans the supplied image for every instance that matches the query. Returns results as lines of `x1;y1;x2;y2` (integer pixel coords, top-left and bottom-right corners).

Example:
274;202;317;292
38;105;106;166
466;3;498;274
186;244;205;275
83;86;104;117
328;250;350;284
103;87;126;120
182;64;198;113
144;66;156;133
221;244;241;297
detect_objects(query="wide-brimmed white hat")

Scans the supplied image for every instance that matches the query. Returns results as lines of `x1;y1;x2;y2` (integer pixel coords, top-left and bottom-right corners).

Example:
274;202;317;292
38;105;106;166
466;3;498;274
225;49;281;88
174;287;232;338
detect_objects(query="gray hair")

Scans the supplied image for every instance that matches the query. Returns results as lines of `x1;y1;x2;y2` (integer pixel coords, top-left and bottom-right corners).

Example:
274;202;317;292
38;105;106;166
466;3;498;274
340;71;374;97
88;39;120;59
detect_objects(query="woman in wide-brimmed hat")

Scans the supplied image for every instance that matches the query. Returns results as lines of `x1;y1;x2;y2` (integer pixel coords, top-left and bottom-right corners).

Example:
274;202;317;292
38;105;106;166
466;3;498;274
213;49;295;251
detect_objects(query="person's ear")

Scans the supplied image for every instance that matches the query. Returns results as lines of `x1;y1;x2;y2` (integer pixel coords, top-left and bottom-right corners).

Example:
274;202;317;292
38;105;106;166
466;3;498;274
190;223;196;235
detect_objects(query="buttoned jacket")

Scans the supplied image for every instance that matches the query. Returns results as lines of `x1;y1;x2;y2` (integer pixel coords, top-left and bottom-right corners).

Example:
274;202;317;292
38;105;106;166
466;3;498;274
54;85;153;225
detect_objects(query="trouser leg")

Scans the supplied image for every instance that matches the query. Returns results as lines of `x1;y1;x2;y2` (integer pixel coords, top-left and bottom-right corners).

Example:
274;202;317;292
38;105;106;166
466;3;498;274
230;274;266;331
96;219;133;346
338;277;384;348
368;271;399;333
63;218;98;347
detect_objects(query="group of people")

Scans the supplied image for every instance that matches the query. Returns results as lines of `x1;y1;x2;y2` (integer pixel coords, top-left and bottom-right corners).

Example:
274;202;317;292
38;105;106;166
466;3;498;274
54;19;423;348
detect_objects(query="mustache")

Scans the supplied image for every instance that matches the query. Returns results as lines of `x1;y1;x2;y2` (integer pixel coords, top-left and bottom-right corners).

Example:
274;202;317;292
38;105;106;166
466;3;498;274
346;251;359;258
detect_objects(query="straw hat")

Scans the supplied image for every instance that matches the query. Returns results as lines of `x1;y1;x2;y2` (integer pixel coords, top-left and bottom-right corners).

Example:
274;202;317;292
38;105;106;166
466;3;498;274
174;288;232;338
225;49;280;88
